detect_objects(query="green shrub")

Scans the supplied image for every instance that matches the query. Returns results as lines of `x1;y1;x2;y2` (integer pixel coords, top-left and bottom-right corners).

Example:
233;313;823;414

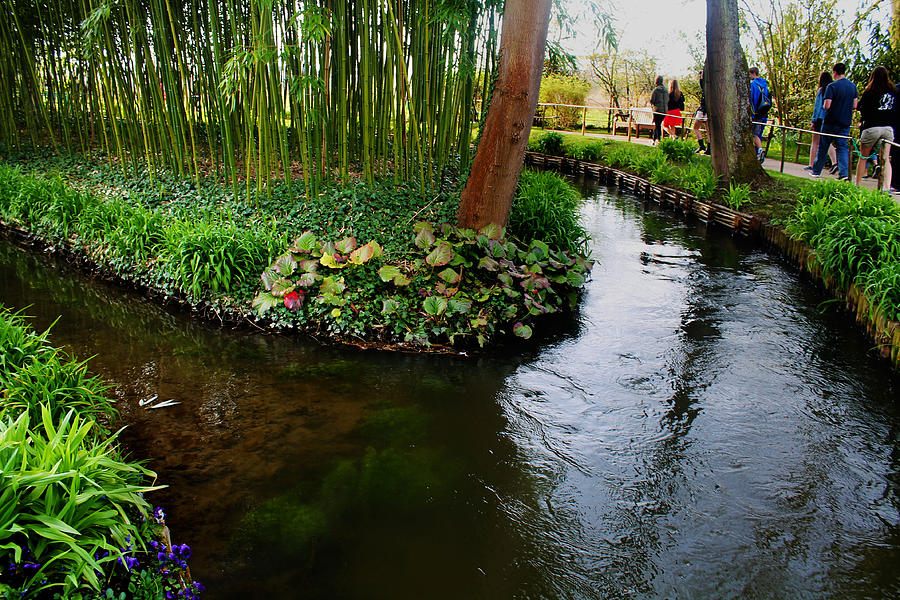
510;169;588;253
252;216;593;347
649;161;677;186
658;138;697;163
725;183;751;210
534;131;565;155
0;408;160;593
677;163;718;200
630;151;669;177
784;182;900;321
570;141;606;162
538;75;591;128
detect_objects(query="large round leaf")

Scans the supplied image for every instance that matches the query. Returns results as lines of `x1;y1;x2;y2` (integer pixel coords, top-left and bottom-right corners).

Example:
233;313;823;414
426;242;454;267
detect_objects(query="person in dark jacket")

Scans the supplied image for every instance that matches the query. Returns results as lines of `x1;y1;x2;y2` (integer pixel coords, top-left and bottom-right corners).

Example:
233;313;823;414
693;70;710;154
891;80;900;193
855;66;895;191
649;76;668;144
810;62;858;181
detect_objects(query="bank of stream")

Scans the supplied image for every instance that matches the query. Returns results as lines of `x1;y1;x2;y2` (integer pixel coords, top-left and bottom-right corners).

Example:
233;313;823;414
1;177;899;599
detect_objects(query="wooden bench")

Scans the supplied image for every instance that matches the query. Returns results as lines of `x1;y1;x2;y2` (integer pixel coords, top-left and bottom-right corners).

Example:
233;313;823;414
613;108;655;138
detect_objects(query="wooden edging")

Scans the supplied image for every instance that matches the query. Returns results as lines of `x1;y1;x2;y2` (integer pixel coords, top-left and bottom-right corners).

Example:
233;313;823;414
525;151;900;368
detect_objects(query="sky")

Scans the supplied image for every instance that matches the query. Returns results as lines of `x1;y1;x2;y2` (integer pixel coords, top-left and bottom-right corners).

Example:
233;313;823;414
553;0;891;76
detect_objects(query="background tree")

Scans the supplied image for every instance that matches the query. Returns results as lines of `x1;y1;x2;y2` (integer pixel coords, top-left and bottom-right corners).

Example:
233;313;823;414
743;0;840;127
539;74;591;127
458;0;553;229
706;0;766;183
588;47;657;109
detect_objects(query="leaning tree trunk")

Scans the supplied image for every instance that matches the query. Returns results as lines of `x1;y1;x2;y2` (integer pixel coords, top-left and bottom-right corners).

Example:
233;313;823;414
457;0;552;230
705;0;765;184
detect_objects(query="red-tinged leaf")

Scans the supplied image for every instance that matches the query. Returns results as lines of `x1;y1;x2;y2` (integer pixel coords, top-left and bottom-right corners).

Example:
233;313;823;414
437;268;460;284
284;290;304;311
350;241;382;265
426;242;454;267
415;226;435;249
335;236;357;253
513;322;533;339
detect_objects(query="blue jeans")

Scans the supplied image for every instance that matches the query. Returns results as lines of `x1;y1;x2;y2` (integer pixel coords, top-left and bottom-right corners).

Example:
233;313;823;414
812;124;850;177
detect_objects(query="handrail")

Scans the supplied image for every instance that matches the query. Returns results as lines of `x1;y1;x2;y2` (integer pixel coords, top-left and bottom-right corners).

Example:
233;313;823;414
536;102;899;149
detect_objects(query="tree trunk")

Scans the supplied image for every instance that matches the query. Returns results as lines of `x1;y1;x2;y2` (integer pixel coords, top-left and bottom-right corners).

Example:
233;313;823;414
893;0;900;53
457;0;552;230
705;0;766;184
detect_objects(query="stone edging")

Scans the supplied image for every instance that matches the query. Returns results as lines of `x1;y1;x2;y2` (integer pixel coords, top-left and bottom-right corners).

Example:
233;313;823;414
525;151;900;368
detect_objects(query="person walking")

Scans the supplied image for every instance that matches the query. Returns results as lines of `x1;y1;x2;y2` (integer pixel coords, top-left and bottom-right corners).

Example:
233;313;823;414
892;80;900;194
663;79;685;139
693;70;710;155
804;71;837;173
855;66;895;191
810;62;858;181
749;67;771;163
650;76;668;145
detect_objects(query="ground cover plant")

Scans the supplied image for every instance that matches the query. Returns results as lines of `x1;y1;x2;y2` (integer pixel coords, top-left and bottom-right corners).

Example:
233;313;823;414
784;180;900;322
0;156;593;350
526;129;811;220
0;307;202;599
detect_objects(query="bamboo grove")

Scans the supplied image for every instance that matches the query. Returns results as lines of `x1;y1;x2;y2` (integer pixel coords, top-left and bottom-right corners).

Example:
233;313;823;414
0;0;502;198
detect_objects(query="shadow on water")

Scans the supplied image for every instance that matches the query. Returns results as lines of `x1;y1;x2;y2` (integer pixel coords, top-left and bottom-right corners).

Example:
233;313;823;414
3;173;900;599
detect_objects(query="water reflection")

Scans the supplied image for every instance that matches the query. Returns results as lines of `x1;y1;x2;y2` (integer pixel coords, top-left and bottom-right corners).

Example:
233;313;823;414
2;175;900;599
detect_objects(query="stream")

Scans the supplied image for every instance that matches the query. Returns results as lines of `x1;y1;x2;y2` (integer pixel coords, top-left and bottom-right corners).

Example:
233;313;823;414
1;177;899;599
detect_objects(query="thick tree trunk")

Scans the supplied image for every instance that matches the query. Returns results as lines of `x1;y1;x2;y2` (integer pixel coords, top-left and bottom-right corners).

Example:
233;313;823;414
705;0;765;184
893;0;900;53
457;0;552;230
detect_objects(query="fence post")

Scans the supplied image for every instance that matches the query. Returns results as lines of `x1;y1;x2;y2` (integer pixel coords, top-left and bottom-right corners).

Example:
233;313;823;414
627;108;633;143
780;126;786;173
581;106;587;136
877;143;887;190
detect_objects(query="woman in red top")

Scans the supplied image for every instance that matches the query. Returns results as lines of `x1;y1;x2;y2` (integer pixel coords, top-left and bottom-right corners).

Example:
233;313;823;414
663;80;685;140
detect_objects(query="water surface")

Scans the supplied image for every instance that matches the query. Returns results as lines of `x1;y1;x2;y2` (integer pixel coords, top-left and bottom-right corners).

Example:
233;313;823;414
1;179;898;599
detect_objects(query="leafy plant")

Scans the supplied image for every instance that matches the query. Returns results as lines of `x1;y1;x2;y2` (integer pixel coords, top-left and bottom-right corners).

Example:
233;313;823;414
677;163;718;200
509;169;589;253
534;131;565;155
0;408;161;592
658;138;697;163
252;222;593;348
725;183;752;210
570;141;605;162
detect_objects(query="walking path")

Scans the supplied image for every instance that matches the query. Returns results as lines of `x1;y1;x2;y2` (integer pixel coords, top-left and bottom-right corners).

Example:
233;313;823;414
541;129;887;192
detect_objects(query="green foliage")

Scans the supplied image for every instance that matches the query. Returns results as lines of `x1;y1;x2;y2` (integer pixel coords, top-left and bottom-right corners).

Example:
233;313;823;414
0;409;160;592
677;163;718;200
534;131;565;155
658;139;697;163
745;0;840;127
252;221;593;348
570;141;605;162
538;74;591;128
509;169;588;254
784;181;900;321
725;183;752;210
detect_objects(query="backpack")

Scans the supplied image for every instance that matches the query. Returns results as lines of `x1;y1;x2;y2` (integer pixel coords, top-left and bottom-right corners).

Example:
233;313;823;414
753;80;772;117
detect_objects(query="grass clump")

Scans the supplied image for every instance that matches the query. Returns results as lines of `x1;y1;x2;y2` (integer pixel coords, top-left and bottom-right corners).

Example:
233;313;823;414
785;181;900;321
532;131;565;155
0;307;203;599
658;138;697;163
509;169;588;253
